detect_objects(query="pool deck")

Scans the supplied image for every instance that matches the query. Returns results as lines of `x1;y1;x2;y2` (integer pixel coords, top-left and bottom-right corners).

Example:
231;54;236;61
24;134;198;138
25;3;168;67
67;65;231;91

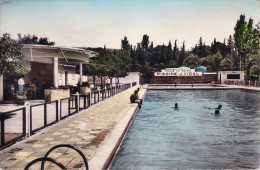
148;84;260;91
0;84;259;170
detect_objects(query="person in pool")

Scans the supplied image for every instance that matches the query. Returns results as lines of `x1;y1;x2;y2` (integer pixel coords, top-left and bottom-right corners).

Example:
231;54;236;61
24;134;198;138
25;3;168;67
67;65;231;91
216;104;222;110
173;103;179;109
215;109;220;114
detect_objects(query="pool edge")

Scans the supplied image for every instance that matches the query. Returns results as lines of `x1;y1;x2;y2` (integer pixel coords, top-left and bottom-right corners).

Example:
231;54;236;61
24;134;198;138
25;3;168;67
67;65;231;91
88;89;147;170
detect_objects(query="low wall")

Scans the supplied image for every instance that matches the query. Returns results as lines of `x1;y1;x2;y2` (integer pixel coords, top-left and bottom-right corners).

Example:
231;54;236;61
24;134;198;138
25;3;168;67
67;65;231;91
140;73;218;84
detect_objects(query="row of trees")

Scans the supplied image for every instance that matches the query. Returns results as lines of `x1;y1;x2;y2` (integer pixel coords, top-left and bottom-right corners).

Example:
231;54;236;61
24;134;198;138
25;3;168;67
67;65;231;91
118;14;260;80
81;49;132;88
1;14;259;82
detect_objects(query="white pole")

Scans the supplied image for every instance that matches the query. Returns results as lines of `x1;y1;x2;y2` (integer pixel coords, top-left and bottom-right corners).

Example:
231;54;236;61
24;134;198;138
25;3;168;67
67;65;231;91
53;57;59;88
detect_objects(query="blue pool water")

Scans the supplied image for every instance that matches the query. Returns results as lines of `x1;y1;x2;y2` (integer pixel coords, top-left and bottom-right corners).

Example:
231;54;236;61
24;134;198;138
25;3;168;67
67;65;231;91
111;90;260;169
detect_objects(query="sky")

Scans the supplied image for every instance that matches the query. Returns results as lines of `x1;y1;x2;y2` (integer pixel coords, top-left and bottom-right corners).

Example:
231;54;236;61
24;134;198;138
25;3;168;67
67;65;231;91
0;0;260;50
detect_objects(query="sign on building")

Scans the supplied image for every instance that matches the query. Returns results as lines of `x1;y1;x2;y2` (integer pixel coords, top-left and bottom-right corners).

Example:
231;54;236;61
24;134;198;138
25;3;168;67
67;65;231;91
154;67;203;76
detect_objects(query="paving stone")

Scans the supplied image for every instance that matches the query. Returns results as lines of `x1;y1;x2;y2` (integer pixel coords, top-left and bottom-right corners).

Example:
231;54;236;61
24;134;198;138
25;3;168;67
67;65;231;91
0;87;140;169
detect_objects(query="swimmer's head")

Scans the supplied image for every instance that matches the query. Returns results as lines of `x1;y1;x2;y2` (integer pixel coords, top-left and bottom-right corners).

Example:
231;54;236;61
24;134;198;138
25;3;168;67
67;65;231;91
175;103;178;108
215;109;220;114
217;104;222;109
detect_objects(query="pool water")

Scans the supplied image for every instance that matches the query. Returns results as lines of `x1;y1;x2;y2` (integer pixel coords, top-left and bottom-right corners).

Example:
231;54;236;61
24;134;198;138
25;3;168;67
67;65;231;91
111;90;260;169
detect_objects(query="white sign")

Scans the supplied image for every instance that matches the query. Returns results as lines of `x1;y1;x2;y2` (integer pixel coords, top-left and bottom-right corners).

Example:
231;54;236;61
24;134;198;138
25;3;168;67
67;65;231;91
154;68;203;76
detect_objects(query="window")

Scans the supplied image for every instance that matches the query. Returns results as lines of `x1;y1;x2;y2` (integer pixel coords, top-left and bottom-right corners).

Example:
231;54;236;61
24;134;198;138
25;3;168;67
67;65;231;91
227;74;240;79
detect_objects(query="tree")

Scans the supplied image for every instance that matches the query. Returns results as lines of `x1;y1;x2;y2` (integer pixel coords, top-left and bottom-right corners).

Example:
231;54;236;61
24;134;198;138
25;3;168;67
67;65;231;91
141;34;149;53
220;57;232;71
199;52;223;71
121;36;130;51
173;39;179;61
192;37;209;58
0;33;31;76
166;40;172;62
178;41;186;66
18;34;55;45
234;14;259;73
83;50;132;87
183;54;199;68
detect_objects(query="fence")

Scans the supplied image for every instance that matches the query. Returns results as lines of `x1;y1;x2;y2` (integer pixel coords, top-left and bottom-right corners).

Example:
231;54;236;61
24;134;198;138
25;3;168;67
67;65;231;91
0;82;135;150
224;80;260;87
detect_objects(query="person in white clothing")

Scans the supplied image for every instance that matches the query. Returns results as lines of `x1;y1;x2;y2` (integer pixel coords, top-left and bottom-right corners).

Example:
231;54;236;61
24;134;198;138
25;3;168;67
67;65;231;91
18;76;25;93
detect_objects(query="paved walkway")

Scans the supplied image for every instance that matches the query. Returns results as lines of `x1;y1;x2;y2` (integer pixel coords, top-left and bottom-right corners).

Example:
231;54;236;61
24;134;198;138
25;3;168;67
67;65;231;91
0;86;145;170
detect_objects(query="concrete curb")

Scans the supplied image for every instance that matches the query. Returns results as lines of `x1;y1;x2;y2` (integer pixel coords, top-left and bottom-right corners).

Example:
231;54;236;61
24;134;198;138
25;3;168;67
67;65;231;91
88;88;146;170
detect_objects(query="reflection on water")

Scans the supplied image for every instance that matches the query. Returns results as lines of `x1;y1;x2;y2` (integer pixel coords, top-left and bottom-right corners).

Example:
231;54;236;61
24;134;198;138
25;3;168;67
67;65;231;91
111;90;260;169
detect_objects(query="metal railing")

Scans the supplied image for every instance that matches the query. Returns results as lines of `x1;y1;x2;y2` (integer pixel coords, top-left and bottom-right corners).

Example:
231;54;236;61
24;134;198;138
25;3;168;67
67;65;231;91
224;80;260;87
30;100;59;135
0;107;26;149
0;82;136;150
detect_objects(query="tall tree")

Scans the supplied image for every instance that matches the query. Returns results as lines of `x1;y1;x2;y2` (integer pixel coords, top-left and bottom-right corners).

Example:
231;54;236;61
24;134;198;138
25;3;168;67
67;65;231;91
173;39;179;62
141;34;149;53
166;40;172;62
234;14;259;73
121;36;130;51
178;41;186;66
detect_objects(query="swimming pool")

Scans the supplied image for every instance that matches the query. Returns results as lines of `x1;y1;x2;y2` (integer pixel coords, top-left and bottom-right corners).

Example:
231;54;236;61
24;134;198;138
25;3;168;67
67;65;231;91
111;90;260;169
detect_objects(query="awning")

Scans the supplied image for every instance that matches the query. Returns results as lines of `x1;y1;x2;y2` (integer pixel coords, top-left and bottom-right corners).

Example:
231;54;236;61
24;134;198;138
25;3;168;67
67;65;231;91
22;44;98;65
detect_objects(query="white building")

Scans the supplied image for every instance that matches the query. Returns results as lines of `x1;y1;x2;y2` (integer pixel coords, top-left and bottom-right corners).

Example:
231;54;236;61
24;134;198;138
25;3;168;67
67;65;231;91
217;71;245;84
0;44;98;101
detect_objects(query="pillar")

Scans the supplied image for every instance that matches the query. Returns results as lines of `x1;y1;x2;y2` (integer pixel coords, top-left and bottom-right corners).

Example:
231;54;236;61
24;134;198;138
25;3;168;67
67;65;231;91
79;62;83;85
53;57;59;88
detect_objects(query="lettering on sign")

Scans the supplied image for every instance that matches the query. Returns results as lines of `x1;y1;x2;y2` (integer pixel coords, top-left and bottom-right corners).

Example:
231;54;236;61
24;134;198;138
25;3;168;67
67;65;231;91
154;68;203;76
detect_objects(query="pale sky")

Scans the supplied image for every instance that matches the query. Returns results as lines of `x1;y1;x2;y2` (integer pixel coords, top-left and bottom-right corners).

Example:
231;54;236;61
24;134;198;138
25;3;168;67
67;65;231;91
0;0;259;50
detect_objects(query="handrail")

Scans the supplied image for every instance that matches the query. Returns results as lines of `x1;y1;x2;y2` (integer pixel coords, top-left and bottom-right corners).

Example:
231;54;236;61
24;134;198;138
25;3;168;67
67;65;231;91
24;144;88;170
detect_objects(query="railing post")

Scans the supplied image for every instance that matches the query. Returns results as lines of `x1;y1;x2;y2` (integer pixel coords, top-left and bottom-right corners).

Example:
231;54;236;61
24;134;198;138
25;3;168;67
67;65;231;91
88;92;91;107
1;119;5;146
22;107;26;138
68;98;71;115
76;92;79;113
57;99;60;122
24;102;31;137
98;90;100;102
44;103;47;126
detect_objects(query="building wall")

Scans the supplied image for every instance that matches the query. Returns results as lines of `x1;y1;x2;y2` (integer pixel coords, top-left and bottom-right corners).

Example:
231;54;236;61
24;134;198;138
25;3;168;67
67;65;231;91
117;72;140;85
140;73;218;84
217;71;245;84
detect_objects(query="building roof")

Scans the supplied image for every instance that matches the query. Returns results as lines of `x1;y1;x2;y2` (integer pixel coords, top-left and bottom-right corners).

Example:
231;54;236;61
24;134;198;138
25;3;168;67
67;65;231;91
22;44;98;64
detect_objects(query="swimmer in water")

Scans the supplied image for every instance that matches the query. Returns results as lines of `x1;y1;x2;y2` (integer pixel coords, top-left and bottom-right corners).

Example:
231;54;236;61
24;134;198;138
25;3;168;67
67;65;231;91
214;109;220;114
173;103;179;109
204;104;222;110
216;104;222;110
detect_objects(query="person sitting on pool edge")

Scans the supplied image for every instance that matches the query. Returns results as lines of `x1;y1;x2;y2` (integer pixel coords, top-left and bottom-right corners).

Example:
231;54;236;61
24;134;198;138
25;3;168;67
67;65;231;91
134;89;143;105
130;91;142;109
173;103;179;109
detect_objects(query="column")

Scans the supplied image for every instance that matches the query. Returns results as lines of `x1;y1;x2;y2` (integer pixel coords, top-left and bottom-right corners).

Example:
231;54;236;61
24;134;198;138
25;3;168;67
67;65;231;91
79;62;83;86
53;57;59;88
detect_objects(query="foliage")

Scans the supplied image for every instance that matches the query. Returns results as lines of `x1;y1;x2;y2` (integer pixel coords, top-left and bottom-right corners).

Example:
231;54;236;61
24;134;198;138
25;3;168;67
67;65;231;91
250;65;260;80
18;34;55;45
83;50;132;85
199;52;223;71
234;15;260;71
121;36;130;51
0;33;31;75
220;57;232;71
183;54;199;68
